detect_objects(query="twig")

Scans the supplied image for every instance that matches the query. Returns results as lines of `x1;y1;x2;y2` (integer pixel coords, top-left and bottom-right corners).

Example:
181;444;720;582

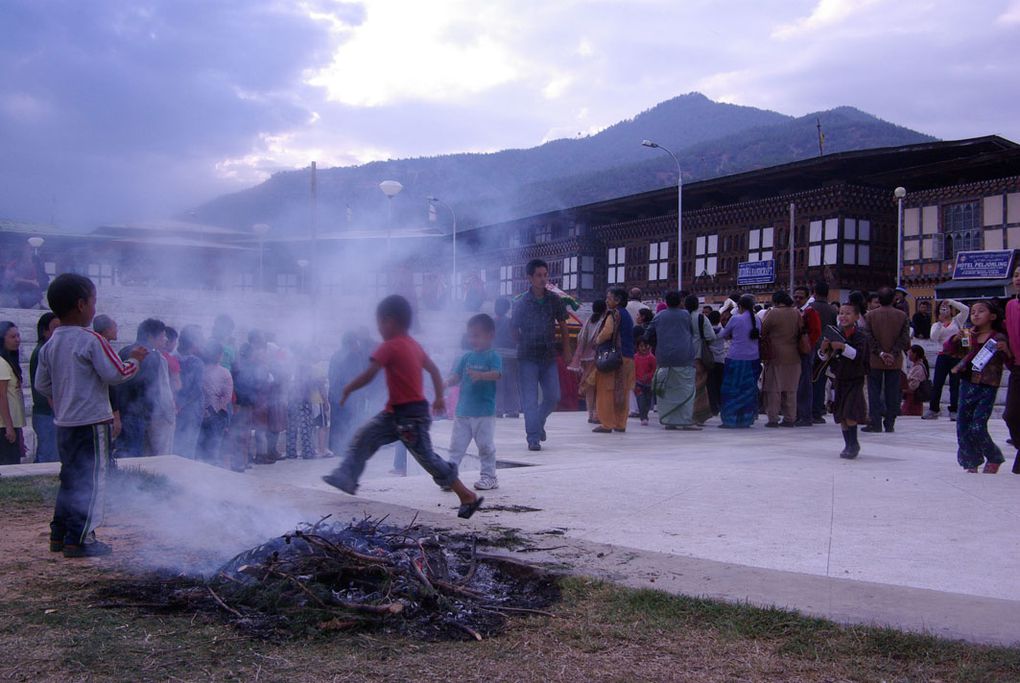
449;621;483;641
310;513;333;532
480;605;557;618
207;586;243;619
457;538;479;586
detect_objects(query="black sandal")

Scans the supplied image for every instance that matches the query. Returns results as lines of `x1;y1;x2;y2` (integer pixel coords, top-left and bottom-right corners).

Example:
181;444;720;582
458;496;484;519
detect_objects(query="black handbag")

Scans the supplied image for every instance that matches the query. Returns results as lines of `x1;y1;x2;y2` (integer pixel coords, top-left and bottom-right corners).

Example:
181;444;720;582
595;311;623;373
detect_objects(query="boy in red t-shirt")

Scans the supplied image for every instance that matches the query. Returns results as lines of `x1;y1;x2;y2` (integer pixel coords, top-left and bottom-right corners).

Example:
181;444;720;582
323;295;484;518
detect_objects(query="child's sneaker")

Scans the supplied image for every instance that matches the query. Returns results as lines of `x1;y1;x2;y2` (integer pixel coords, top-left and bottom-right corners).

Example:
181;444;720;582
322;471;357;494
640;419;649;426
473;476;499;491
63;539;113;558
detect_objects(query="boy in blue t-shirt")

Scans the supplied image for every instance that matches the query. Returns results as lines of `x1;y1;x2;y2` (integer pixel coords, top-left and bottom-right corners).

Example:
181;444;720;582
447;314;502;490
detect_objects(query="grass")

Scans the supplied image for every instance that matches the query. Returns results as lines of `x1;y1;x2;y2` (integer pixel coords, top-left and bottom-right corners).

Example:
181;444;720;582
2;475;1019;682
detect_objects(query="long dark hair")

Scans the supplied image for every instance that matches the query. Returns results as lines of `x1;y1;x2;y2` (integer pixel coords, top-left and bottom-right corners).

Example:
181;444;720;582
738;294;760;340
0;321;21;383
36;312;57;348
909;344;930;376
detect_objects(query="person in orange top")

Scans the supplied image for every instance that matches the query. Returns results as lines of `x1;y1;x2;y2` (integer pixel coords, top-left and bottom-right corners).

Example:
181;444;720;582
322;295;483;519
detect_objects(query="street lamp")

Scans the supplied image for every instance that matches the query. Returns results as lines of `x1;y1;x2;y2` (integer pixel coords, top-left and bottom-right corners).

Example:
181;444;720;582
642;140;683;290
379;180;403;254
253;223;270;290
894;187;906;288
426;196;457;302
297;258;310;292
27;236;44;254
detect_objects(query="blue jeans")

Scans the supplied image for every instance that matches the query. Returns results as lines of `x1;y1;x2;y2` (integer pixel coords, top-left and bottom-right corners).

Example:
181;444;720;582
518;358;560;445
32;412;58;463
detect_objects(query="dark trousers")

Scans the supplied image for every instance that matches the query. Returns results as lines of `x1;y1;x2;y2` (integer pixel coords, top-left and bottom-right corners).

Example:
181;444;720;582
930;354;961;413
32;412;59;463
636;386;653;421
796;353;813;422
1004;369;1020;451
496;357;521;416
0;428;23;465
332;402;457;491
708;362;724;415
115;411;147;457
867;368;902;427
197;410;229;465
812;365;828;419
174;411;202;459
51;423;111;546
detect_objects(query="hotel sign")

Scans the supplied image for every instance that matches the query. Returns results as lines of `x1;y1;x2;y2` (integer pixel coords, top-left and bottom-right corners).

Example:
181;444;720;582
953;250;1014;279
737;259;775;286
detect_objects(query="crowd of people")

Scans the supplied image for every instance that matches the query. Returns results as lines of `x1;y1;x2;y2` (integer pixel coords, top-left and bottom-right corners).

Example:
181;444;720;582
484;259;1020;473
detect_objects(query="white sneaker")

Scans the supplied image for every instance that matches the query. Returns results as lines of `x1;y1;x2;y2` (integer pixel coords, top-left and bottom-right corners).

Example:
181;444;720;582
473;477;499;491
921;410;939;420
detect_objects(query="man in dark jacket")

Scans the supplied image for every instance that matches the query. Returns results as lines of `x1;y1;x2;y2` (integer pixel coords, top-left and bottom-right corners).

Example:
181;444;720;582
862;287;911;433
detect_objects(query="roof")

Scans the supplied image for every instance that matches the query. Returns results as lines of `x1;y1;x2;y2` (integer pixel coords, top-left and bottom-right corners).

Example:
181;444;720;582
935;277;1014;299
465;136;1020;233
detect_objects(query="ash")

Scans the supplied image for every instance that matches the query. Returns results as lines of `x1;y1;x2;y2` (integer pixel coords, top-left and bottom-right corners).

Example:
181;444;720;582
200;516;559;640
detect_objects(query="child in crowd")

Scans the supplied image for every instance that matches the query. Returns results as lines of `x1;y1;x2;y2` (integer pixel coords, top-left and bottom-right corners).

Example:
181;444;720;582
634;337;656;426
819;303;869;459
446;314;502;491
198;340;233;467
952;300;1011;473
91;314;122;444
901;345;930;416
323;295;484;518
35;274;146;557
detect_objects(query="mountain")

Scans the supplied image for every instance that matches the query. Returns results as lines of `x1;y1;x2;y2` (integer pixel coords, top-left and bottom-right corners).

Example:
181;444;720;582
188;94;935;232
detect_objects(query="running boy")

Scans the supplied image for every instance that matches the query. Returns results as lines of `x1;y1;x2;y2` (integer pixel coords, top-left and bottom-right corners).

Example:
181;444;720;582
818;303;870;459
446;314;502;491
322;295;484;518
35;274;146;557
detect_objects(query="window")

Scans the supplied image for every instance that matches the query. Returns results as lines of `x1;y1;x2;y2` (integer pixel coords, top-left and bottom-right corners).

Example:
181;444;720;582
694;234;718;276
580;256;595;290
648;240;669;281
276;273;298;294
808;218;840;266
562;257;578;290
233;272;254;292
86;263;115;287
944;201;982;257
747;227;773;262
842;218;871;266
44;261;57;278
535;224;552;244
499;265;514;296
608;247;626;284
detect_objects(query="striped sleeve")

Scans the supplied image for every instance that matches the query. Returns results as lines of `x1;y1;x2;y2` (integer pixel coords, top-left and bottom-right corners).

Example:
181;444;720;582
85;330;139;385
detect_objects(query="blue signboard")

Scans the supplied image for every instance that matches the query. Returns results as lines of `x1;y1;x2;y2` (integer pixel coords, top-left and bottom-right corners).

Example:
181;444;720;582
953;250;1015;279
737;259;775;286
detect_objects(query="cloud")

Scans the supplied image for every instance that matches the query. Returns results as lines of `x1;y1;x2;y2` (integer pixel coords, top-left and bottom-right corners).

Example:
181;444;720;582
0;0;1017;229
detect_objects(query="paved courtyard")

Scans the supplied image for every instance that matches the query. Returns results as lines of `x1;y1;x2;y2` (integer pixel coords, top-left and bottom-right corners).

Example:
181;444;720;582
4;410;1018;645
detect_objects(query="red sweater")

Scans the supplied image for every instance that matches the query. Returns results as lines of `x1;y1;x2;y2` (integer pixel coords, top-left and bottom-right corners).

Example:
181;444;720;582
634;352;657;385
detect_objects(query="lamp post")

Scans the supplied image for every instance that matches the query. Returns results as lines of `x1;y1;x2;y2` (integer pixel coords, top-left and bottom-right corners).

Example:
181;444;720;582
27;236;44;254
426;196;457;302
894;187;906;289
297;258;309;293
379;180;403;254
642;140;683;290
253;223;270;290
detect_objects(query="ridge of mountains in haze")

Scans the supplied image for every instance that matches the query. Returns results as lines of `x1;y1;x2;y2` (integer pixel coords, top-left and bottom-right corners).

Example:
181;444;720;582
190;92;936;233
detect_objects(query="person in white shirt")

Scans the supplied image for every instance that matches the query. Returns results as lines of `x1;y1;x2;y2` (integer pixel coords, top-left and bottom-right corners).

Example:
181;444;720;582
923;299;969;420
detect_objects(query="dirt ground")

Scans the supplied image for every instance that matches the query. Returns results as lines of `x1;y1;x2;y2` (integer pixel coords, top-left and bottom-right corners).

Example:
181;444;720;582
2;475;1019;683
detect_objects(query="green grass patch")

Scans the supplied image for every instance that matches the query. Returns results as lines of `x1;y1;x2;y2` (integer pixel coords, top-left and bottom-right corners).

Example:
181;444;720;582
0;475;59;506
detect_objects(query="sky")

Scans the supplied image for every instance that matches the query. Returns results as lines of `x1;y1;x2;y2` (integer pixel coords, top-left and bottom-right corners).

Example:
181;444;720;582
1;0;1018;229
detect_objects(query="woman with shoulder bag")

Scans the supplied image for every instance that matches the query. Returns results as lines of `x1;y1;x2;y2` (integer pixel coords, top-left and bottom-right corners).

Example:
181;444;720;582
718;294;762;428
592;288;635;433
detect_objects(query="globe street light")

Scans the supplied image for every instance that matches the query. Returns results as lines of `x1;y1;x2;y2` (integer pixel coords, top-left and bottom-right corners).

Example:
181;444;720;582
379;180;404;254
253;223;270;290
642;140;683;290
894;187;907;289
27;236;44;254
427;196;458;302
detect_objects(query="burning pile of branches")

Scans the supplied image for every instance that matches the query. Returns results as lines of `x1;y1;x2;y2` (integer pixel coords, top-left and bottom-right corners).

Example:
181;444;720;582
203;516;559;640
